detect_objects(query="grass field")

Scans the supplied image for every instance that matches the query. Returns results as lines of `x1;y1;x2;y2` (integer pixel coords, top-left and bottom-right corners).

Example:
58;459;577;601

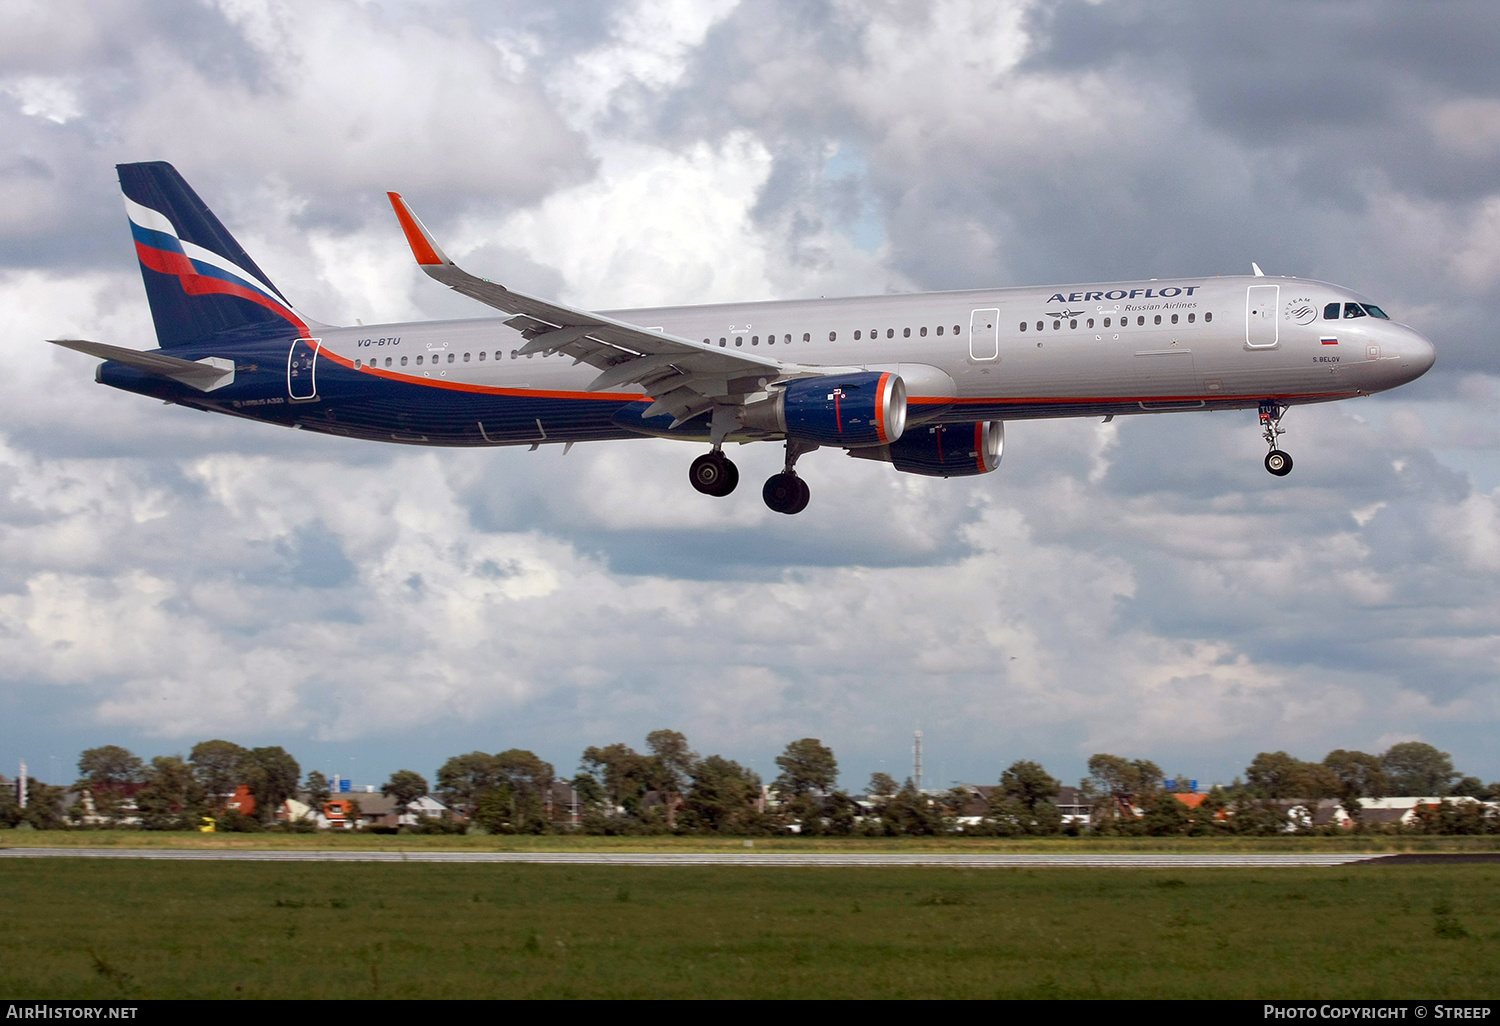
5;828;1500;853
1;859;1496;998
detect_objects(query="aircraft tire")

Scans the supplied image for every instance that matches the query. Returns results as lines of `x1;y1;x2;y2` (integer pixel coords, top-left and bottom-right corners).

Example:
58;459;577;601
762;472;802;514
789;475;810;514
1264;450;1293;476
691;452;738;496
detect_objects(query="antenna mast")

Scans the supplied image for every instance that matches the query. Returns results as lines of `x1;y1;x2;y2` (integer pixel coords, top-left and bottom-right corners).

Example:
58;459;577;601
913;730;923;792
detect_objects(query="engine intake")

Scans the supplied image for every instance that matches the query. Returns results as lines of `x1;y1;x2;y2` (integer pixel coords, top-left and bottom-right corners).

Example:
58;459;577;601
739;371;906;447
848;421;1004;477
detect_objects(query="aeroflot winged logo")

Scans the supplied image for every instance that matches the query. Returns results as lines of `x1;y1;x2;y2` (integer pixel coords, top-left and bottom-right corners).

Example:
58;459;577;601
1046;286;1200;303
123;194;309;336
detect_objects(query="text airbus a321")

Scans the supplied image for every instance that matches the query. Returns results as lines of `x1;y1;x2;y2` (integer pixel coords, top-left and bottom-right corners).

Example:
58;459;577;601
53;162;1436;514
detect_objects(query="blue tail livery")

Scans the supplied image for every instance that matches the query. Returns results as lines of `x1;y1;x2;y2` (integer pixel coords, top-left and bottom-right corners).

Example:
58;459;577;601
48;161;1436;514
117;161;311;347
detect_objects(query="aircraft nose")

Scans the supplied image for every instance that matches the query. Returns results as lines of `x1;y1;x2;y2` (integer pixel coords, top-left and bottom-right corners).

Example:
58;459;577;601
1404;329;1437;378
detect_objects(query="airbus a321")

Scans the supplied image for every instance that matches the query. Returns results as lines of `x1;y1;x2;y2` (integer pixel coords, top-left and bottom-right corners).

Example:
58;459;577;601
52;162;1436;514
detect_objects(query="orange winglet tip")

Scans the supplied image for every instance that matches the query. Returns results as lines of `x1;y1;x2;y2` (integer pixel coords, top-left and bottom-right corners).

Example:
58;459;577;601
387;191;445;266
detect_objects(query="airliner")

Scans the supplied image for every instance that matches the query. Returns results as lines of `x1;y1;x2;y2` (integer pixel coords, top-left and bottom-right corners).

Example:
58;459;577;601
52;162;1436;514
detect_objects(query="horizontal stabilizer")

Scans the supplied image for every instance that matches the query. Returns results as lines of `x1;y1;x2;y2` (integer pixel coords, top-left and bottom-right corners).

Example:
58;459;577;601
49;338;235;392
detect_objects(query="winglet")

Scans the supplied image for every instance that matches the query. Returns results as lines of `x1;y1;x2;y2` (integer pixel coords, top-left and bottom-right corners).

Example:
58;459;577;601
387;192;452;267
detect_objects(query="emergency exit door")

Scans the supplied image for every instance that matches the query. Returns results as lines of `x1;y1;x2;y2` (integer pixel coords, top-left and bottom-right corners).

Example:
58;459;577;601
969;308;999;361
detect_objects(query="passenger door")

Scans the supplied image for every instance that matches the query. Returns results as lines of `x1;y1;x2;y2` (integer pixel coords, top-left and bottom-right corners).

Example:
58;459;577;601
288;337;320;400
1245;285;1279;348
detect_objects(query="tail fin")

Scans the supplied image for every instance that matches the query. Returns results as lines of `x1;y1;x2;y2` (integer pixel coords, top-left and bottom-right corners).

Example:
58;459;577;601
117;161;312;347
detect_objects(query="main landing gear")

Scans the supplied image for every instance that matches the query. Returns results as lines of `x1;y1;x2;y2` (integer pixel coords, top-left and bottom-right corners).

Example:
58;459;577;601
763;440;816;515
689;449;739;497
1260;401;1293;477
689;440;816;514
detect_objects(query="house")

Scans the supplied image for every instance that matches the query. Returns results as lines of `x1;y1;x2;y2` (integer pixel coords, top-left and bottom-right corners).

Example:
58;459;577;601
315;793;452;829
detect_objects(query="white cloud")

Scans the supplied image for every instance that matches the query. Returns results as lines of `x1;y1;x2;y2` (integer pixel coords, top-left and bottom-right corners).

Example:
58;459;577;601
1;1;1499;788
119;0;587;198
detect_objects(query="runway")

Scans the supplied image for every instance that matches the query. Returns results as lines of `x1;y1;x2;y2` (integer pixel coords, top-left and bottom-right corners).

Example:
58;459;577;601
3;847;1486;867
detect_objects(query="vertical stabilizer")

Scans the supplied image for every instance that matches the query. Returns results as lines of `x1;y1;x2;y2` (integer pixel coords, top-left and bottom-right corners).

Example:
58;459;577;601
117;161;311;347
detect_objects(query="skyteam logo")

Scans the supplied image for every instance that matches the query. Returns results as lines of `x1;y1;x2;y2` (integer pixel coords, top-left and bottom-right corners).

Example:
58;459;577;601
123;194;308;336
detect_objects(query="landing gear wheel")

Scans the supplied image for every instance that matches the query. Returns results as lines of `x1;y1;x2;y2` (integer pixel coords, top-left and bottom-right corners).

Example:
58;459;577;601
763;472;811;515
690;451;739;496
1264;450;1293;477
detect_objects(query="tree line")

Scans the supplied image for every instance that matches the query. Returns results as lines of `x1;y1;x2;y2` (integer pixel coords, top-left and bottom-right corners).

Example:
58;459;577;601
1;733;1496;836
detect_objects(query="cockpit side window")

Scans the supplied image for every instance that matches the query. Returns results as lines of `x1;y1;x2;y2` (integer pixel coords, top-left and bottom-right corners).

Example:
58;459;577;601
1324;303;1340;320
1363;304;1390;320
1343;302;1367;319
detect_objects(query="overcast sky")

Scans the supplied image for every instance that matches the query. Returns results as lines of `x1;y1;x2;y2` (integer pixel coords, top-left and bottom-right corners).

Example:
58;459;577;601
3;0;1499;794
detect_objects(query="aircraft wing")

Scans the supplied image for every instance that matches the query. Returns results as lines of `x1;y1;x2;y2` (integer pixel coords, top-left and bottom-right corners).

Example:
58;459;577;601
388;193;793;426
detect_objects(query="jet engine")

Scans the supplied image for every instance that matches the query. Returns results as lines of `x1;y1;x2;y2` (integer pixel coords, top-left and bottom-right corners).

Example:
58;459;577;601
739;371;906;447
848;421;1004;477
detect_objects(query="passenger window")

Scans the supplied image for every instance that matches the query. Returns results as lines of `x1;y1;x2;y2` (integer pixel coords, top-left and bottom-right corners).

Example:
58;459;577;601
953;325;961;335
854;330;861;340
751;335;759;345
1187;313;1195;323
920;326;927;337
1020;322;1028;332
871;328;877;339
416;355;423;365
735;337;743;346
1052;320;1060;331
1137;316;1145;326
354;359;361;368
460;352;467;362
401;356;408;366
936;326;943;335
1154;315;1161;325
1035;321;1043;331
803;333;810;342
1170;314;1178;324
719;338;726;347
829;331;837;341
510;350;517;359
385;357;392;367
1324;303;1340;320
1103;317;1111;327
903;327;911;338
478;351;485;361
768;335;775;345
1087;318;1094;328
887;328;894;338
495;352;501;360
1069;319;1077;329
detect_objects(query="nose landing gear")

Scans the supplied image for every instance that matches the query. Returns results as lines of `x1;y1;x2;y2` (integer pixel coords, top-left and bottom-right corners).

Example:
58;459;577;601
1260;401;1293;477
763;439;817;515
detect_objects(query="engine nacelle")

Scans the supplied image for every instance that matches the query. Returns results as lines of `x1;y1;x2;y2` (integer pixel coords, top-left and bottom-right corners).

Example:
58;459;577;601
848;421;1004;477
739;371;906;447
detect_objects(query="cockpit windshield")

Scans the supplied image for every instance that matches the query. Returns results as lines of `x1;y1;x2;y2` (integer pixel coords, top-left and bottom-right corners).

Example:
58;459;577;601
1324;302;1390;320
